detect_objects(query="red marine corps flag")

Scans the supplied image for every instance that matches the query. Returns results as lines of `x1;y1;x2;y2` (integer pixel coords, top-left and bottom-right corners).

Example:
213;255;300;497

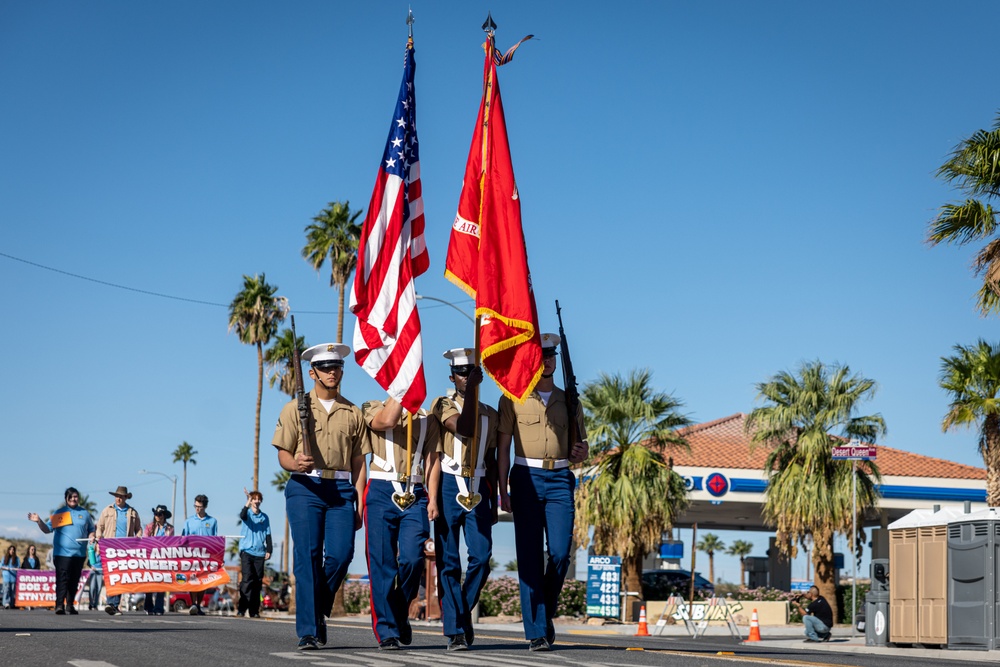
350;36;428;412
445;25;541;402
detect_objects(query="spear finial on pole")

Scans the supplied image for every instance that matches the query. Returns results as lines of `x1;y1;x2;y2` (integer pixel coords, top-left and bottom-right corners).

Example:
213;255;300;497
407;7;415;39
482;11;496;35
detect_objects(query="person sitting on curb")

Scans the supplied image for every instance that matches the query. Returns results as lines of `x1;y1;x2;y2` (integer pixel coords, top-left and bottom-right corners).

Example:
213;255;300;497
793;585;833;642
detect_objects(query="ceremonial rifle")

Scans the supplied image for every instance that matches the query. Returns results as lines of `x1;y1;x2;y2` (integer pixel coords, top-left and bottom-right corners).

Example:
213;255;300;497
290;316;314;460
555;301;580;447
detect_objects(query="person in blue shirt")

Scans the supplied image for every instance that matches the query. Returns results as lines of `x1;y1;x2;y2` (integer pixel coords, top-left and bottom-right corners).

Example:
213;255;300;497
237;487;272;618
95;486;142;615
86;541;103;610
1;545;19;609
181;494;218;615
28;486;96;615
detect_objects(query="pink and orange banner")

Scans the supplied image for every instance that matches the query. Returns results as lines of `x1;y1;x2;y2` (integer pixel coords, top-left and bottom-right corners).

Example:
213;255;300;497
100;535;229;594
14;570;91;607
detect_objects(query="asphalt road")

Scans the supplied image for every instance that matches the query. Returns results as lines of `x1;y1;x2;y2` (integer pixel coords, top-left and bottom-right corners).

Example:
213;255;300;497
0;610;991;667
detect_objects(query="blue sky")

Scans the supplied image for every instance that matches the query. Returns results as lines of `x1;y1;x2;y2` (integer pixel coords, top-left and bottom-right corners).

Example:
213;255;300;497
2;1;999;585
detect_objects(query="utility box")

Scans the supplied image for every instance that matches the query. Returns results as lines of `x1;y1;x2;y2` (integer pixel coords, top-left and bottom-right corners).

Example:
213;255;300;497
947;508;1000;650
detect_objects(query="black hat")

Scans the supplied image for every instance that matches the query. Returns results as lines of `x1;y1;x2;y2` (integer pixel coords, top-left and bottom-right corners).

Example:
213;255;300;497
152;504;172;520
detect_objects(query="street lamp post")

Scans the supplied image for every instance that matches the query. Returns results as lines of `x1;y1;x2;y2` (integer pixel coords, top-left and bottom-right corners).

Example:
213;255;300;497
139;469;177;524
415;294;474;323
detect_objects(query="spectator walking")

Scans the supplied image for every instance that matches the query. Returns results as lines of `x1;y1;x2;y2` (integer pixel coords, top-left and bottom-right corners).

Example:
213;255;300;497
86;541;103;610
181;494;218;615
1;545;19;609
142;505;174;615
237;488;272;618
28;487;95;615
95;486;142;615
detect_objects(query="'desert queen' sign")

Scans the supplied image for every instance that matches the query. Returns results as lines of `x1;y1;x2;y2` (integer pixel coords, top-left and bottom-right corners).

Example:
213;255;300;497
832;438;877;461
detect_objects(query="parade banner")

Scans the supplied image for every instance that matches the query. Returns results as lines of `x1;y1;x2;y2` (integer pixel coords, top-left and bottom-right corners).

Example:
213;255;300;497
100;535;229;594
14;569;91;607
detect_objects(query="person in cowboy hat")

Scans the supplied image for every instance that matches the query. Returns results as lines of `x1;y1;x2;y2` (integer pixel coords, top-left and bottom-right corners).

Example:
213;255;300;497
95;486;142;615
272;342;367;651
141;504;174;615
430;347;499;651
497;333;589;652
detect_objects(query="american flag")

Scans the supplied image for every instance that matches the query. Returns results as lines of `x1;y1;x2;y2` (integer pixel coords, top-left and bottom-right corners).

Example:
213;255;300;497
350;40;428;412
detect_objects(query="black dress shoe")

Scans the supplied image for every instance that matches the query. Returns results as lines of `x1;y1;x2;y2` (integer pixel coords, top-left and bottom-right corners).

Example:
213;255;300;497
54;606;66;615
398;618;412;645
297;636;319;651
379;637;401;651
67;607;79;615
529;637;551;652
317;616;327;646
447;634;469;651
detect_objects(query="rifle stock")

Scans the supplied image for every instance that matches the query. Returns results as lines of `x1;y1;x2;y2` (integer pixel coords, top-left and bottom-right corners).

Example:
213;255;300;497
555;301;580;446
290;316;314;459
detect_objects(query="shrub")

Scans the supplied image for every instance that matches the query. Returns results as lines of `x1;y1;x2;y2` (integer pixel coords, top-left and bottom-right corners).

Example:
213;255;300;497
479;576;522;616
480;576;590;618
343;581;371;614
556;579;586;617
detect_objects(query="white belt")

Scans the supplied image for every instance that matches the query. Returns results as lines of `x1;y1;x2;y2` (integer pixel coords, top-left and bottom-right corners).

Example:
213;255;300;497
514;456;570;470
441;454;485;478
293;470;351;480
370;470;424;483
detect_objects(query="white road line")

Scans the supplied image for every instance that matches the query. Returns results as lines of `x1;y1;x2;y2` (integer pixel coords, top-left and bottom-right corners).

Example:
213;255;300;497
68;661;121;667
270;651;407;667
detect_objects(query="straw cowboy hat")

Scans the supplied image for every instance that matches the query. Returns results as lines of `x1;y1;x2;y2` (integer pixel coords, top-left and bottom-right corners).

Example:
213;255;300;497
109;486;133;499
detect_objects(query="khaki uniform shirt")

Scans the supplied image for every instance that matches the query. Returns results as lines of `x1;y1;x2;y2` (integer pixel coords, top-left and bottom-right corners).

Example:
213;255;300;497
363;400;440;475
271;389;365;471
498;388;587;460
430;395;498;468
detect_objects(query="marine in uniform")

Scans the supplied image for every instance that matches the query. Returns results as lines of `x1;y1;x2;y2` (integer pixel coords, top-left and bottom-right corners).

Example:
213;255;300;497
497;333;588;652
363;396;440;650
272;343;366;651
430;348;499;651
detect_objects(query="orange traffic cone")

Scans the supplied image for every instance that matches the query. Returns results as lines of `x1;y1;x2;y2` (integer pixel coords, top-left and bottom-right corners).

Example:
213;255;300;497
635;604;650;637
747;608;761;642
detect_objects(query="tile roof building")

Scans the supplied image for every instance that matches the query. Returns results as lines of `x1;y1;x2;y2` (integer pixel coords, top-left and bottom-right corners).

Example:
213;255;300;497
665;413;986;531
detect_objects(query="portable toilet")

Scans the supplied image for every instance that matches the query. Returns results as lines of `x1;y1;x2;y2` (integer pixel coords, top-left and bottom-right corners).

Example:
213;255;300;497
919;507;965;645
947;507;1000;650
888;509;927;644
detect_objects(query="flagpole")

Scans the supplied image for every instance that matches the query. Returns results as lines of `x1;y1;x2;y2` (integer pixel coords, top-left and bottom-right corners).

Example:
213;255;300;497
464;13;495;501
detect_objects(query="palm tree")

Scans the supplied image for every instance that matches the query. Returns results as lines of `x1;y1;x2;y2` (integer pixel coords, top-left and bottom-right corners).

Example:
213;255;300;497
271;470;292;574
745;360;885;623
226;538;241;562
928;113;1000;315
505;559;518;572
172;442;198;521
302;201;363;343
78;494;98;518
696;533;725;586
726;540;754;587
574;369;692;597
228;273;289;491
264;328;307;398
939;340;1000;505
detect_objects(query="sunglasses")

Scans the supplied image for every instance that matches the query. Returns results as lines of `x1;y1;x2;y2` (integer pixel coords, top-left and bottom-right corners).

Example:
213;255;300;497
451;366;474;377
312;363;343;372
